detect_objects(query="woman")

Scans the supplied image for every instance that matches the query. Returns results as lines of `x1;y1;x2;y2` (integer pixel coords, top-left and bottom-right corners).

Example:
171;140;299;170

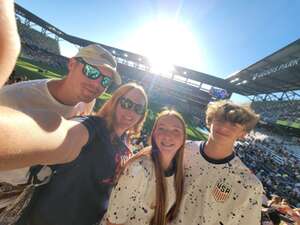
15;83;148;225
101;109;186;225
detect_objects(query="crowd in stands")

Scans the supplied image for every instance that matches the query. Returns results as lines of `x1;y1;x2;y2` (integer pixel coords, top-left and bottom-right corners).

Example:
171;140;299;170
16;19;68;72
236;130;300;207
20;42;68;71
252;100;300;124
17;19;60;54
4;70;28;85
236;129;300;224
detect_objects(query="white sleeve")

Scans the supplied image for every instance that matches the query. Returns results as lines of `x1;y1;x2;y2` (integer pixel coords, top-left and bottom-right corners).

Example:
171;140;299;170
106;159;150;224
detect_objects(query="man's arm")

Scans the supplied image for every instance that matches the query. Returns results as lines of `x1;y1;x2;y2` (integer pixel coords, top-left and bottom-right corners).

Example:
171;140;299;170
0;106;89;170
0;0;21;87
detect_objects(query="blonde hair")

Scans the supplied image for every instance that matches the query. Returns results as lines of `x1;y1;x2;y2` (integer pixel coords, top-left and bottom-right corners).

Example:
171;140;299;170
120;109;186;225
96;82;148;138
206;100;260;132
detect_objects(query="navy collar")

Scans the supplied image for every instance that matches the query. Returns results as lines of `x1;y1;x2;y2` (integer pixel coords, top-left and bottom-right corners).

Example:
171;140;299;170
199;141;235;164
152;148;176;177
164;159;176;177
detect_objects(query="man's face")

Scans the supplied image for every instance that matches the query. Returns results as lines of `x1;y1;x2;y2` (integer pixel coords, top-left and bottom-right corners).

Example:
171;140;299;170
67;58;113;103
210;118;247;143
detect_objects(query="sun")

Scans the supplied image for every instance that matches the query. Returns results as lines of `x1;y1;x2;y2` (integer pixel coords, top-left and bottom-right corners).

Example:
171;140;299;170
123;18;203;77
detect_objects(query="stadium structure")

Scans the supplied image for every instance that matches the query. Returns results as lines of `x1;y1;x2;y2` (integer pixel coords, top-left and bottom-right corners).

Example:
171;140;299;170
227;39;300;134
9;2;300;214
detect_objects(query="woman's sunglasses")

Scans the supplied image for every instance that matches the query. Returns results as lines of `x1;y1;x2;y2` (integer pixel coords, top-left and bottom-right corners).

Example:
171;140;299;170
119;96;146;115
76;57;113;88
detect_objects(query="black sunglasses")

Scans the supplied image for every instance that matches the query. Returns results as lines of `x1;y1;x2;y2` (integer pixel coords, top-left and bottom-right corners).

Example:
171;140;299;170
76;57;113;88
119;96;146;115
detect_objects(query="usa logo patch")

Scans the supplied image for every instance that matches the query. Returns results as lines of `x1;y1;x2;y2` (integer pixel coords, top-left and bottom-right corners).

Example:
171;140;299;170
212;179;232;202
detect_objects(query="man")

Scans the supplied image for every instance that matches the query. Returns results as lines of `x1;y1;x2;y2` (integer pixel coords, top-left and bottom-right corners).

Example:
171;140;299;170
0;43;121;216
171;100;263;225
0;43;121;118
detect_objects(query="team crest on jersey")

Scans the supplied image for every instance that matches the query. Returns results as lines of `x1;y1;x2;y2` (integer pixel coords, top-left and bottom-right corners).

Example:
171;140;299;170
212;179;232;202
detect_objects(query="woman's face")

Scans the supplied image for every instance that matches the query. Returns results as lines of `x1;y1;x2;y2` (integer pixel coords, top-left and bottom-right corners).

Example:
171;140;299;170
153;115;184;158
115;88;146;131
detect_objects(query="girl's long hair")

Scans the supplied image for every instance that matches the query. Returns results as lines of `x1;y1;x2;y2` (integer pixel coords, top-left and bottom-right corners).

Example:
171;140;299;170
96;82;148;139
117;109;186;225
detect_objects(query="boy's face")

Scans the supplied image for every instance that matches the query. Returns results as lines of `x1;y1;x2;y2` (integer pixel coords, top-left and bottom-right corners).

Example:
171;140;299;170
210;118;247;142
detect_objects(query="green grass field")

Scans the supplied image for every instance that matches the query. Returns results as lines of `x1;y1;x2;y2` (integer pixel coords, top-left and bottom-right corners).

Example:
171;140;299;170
14;58;207;141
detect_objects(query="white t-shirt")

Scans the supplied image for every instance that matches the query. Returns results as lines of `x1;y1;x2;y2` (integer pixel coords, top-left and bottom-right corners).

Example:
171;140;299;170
0;79;95;118
0;79;95;208
100;155;176;225
169;141;263;225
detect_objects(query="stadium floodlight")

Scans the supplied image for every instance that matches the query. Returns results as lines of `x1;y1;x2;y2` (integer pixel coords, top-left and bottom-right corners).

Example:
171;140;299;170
201;83;212;91
230;78;239;83
187;79;200;88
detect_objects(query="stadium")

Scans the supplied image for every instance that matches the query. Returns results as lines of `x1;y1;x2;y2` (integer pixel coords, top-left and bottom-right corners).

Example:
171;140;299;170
4;3;300;224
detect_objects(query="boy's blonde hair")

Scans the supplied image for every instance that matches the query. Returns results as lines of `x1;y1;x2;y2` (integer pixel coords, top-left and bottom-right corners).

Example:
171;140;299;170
206;100;260;132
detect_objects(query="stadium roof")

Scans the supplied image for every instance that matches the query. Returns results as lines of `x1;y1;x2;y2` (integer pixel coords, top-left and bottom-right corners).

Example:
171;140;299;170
227;38;300;96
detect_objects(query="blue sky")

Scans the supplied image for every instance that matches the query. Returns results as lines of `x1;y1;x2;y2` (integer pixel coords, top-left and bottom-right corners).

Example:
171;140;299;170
16;0;300;101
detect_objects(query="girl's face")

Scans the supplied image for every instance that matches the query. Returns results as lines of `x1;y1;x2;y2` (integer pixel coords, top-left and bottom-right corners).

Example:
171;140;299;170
154;115;184;158
115;88;146;130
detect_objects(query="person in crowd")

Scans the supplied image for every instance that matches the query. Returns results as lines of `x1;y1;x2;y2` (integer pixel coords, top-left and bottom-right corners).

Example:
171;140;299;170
101;109;186;225
170;100;263;225
268;195;282;207
0;0;21;87
271;200;300;225
9;83;148;225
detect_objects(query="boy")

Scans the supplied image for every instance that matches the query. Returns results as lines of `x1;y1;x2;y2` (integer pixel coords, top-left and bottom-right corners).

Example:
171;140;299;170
172;100;263;225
